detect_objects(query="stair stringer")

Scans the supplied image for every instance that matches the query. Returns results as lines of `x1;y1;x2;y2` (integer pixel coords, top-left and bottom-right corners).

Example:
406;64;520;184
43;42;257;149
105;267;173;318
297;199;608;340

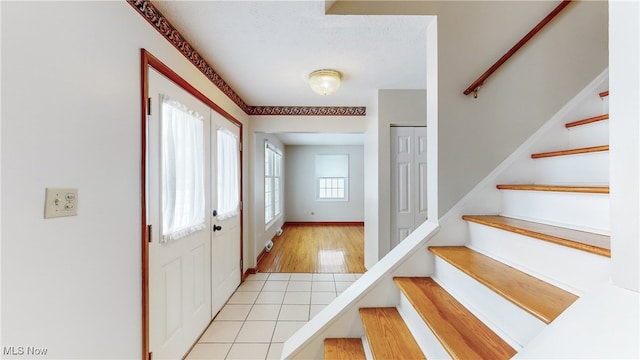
515;284;639;359
281;220;439;360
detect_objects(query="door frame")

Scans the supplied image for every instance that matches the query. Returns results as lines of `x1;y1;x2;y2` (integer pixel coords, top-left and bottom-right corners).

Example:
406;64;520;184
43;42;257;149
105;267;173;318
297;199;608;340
140;49;244;360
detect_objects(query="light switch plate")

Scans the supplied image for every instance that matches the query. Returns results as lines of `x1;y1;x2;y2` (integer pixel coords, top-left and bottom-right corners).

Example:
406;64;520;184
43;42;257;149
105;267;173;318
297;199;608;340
44;188;78;218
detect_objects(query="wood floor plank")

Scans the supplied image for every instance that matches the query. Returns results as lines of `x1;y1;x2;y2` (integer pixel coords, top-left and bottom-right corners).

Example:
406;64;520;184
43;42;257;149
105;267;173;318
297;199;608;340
531;145;609;159
359;307;425;360
496;184;609;194
462;215;611;257
394;277;516;360
565;114;609;128
324;338;366;360
256;224;366;273
429;246;579;324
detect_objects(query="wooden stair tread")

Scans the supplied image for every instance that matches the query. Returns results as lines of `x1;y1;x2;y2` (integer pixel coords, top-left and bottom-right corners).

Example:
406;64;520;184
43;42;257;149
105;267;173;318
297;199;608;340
565;114;609;128
394;277;516;360
324;338;366;360
462;215;611;257
599;90;609;98
359;307;425;359
496;184;609;194
531;145;609;159
428;246;579;323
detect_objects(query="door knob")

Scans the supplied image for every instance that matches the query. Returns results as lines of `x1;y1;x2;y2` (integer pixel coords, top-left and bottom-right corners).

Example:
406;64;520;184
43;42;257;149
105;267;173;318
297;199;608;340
213;224;222;232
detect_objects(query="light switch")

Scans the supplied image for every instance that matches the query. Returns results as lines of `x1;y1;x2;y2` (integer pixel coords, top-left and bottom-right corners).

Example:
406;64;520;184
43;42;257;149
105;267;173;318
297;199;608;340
44;188;78;218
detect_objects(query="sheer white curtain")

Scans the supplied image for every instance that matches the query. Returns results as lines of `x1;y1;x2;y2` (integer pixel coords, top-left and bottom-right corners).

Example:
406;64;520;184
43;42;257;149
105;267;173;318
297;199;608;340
161;95;206;243
216;128;239;220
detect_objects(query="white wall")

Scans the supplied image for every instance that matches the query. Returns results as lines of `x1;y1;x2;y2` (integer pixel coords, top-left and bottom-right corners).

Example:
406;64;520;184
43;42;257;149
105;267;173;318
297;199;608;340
330;1;608;217
609;0;639;292
363;105;381;269
435;0;607;217
379;90;427;126
375;90;427;261
1;2;249;358
252;133;286;263
284;145;364;222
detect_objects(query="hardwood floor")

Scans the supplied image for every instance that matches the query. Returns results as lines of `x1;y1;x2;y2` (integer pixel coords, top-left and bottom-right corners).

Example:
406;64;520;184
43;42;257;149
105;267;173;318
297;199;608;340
257;223;366;273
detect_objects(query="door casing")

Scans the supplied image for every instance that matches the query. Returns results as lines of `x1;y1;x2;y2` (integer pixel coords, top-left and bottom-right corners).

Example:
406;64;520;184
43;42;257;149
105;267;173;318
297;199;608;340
140;49;244;360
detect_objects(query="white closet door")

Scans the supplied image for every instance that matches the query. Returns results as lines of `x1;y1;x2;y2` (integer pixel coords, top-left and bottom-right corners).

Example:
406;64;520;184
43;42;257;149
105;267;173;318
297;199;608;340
390;126;428;249
414;127;428;227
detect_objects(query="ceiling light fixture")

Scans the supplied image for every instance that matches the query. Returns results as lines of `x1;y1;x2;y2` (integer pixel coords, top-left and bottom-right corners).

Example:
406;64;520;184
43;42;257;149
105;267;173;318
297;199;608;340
309;69;342;96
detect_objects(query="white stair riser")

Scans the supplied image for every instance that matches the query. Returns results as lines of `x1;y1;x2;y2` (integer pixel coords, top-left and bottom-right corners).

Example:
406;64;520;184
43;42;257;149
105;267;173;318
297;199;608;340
397;295;448;359
601;96;609;114
533;151;609;185
560;89;607;127
361;335;373;360
500;190;610;234
467;223;611;294
433;257;544;349
567;120;609;149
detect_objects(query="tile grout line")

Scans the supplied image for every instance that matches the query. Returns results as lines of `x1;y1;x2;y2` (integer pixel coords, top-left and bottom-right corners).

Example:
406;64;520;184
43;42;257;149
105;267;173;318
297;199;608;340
188;273;363;359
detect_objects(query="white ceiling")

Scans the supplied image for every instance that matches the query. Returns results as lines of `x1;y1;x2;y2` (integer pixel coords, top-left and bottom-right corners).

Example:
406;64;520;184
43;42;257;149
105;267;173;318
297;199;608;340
151;0;432;109
152;1;431;146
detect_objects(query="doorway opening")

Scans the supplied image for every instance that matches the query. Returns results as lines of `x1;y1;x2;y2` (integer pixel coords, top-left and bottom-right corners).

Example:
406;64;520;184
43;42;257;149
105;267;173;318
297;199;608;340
253;132;366;274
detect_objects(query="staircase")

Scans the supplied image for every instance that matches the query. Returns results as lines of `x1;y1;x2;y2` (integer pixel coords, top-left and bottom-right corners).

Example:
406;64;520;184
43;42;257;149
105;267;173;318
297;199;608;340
323;90;611;359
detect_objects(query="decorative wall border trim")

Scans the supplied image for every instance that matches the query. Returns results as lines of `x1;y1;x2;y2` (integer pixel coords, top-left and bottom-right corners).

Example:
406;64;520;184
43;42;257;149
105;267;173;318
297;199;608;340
128;0;366;117
249;106;366;116
129;0;251;113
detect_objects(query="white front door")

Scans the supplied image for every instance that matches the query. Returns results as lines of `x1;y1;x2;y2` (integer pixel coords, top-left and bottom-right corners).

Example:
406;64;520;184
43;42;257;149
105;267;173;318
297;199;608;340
390;126;428;249
147;68;212;360
210;110;242;316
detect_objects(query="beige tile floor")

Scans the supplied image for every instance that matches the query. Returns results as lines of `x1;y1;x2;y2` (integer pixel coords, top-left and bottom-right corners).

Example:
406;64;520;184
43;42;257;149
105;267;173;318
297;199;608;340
186;272;362;360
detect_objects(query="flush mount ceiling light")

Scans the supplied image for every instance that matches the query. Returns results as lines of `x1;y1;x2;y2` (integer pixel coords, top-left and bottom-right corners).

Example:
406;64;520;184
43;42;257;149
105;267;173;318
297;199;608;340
309;69;342;96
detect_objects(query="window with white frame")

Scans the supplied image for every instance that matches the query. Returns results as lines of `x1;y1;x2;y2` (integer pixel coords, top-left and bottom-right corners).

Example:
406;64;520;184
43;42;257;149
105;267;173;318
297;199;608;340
265;141;282;225
316;154;349;201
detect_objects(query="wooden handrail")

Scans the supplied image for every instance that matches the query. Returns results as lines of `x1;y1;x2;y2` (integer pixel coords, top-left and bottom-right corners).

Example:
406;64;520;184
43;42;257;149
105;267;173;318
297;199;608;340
463;0;573;98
